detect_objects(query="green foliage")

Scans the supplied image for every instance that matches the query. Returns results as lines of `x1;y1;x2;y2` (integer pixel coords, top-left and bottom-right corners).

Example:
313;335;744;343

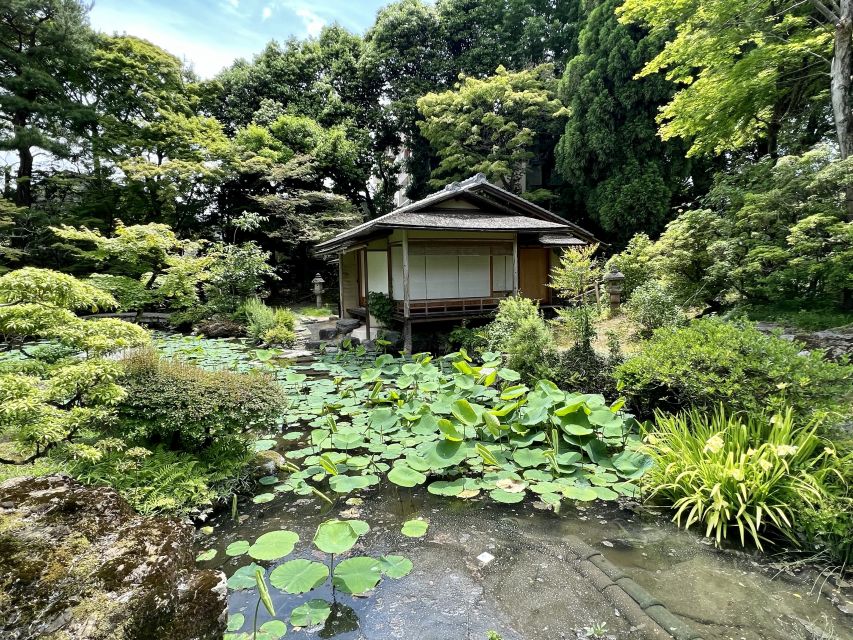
86;274;154;311
795;451;853;564
643;408;832;550
617;0;833;158
418;65;565;195
446;322;486;354
367;291;394;327
613;149;853;311
484;297;553;382
548;305;622;397
243;298;297;346
549;244;601;301
556;0;696;239
615;318;852;419
0;268;149;464
61;441;253;515
201;242;278;314
624;281;686;337
604;233;655;299
117;349;286;451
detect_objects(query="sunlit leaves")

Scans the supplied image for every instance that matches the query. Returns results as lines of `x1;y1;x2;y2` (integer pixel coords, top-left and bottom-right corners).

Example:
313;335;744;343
379;555;413;578
313;519;361;554
269;559;329;594
332;556;382;594
290;599;332;627
401;518;429;537
248;530;299;561
387;463;427;487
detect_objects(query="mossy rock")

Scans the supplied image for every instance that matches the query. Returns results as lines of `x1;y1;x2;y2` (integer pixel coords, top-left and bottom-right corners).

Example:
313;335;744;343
0;475;227;640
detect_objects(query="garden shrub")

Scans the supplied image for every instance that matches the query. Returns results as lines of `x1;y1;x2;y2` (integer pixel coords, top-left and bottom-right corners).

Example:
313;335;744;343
484;297;553;381
446;321;486;353
624;280;686;337
117;349;286;451
243;297;297;346
547;306;622;397
642;407;832;550
615;317;852;419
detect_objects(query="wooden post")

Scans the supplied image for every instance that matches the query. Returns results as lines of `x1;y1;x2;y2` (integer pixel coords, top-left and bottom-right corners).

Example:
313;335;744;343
402;230;412;354
512;235;519;296
337;254;345;318
363;250;372;342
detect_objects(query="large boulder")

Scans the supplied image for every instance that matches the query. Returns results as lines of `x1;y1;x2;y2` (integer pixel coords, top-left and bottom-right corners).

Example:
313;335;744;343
336;318;361;334
0;475;227;640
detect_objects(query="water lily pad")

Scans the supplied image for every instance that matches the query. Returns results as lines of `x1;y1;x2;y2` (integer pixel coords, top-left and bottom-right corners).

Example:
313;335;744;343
591;486;619;501
225;540;250;557
401;519;429;537
489;488;525;504
313;519;359;554
562;486;598;501
494;477;527;493
253;493;275;504
258;475;279;485
290;599;332;627
348;519;370;535
227;613;245;631
387;463;427;487
329;474;372;493
332;556;382;594
269;559;329;594
512;448;548;468
253;439;276;452
196;549;217;562
427;479;465;496
379;555;413;578
257;619;287;640
249;530;299;561
227;562;264;590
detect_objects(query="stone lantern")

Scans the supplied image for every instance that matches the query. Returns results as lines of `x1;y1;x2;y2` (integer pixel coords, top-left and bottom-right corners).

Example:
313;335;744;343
311;273;325;309
602;267;625;312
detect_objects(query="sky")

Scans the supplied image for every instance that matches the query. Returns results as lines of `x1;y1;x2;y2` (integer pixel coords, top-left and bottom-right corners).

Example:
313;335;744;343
87;0;392;78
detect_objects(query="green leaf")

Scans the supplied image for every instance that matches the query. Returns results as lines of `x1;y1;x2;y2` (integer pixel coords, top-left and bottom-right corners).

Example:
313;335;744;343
225;540;250;557
253;492;276;504
437;418;464;442
289;599;332;627
332;556;382;594
313;519;360;554
329;474;373;493
257;619;287;640
248;530;299;561
562;486;598;502
379;555;414;578
401;518;429;537
195;549;217;562
227;563;264;590
269;559;329;594
388;463;427;487
490;488;525;504
451;398;481;426
427;479;466;496
512;447;548;468
227;613;245;632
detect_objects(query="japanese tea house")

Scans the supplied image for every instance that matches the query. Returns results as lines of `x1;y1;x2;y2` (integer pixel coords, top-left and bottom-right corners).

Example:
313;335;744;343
315;173;599;350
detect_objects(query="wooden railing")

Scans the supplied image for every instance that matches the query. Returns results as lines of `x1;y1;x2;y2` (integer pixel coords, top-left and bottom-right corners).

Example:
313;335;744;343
394;297;504;318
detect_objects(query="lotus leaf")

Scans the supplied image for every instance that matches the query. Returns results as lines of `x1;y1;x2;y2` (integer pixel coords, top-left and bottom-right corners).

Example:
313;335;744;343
290;599;332;627
332;556;382;594
269;559;328;594
248;530;299;561
401;518;429;537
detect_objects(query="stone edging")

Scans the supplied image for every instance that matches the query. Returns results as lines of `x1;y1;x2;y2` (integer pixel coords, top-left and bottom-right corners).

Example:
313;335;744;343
561;536;704;640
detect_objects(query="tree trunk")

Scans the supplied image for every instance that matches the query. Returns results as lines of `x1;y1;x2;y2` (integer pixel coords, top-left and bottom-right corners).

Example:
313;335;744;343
13;110;33;208
831;0;853;218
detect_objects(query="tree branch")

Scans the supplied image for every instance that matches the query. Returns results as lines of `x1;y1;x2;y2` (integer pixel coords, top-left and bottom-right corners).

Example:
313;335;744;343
810;0;840;22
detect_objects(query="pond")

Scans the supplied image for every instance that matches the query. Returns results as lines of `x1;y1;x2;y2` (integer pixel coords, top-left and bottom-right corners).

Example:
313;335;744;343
156;335;852;640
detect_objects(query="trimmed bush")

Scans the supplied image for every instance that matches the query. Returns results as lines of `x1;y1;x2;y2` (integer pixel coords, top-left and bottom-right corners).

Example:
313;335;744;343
615;318;852;419
117;349;286;451
624;280;686;337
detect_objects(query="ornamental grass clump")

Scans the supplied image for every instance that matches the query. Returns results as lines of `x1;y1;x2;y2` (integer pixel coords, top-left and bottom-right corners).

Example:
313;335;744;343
243;297;297;346
643;407;834;550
